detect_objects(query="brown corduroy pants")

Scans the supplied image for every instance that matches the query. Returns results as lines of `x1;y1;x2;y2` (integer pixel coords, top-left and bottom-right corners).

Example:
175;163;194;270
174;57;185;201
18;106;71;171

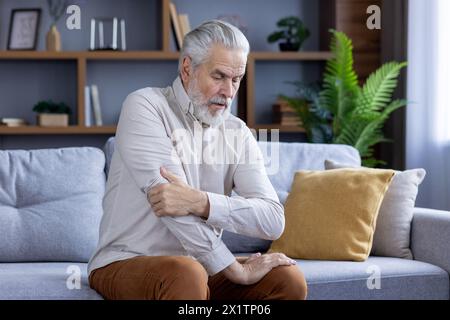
89;255;307;300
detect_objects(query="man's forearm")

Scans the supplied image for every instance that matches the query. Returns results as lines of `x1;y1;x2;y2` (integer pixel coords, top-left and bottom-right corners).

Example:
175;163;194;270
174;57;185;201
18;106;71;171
206;193;284;240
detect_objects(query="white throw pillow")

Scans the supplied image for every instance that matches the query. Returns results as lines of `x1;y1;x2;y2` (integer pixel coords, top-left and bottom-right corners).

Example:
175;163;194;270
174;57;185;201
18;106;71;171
324;159;426;259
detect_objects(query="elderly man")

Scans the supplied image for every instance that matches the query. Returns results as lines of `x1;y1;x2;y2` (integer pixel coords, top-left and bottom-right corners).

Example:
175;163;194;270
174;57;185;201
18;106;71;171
88;20;307;300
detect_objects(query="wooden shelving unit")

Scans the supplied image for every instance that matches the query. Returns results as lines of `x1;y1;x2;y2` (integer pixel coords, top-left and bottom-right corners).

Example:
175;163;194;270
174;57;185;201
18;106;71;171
252;124;306;133
245;51;331;130
0;50;180;60
249;51;333;61
0;126;117;135
0;124;307;135
0;0;336;136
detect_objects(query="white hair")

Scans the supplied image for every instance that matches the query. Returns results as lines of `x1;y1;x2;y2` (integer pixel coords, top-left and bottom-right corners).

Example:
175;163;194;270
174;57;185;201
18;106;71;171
178;19;250;73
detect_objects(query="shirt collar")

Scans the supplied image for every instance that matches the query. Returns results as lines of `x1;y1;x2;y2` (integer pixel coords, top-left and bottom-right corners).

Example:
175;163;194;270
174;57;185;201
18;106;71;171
172;76;193;116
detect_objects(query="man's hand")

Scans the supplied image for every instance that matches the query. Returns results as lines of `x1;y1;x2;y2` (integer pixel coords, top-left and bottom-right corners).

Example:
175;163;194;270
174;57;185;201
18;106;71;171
147;166;210;218
221;252;297;285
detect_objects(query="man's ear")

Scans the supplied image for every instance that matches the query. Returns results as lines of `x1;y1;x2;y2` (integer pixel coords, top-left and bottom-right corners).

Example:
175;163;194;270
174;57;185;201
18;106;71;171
180;56;192;83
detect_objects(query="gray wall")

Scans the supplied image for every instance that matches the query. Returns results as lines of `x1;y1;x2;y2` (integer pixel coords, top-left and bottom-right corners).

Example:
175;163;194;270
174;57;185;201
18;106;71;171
0;60;77;125
0;0;321;150
87;60;178;125
174;0;319;51
0;0;161;51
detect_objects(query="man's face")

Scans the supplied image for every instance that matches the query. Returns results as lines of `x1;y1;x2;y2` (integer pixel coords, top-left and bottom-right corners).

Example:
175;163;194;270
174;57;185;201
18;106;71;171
184;44;247;127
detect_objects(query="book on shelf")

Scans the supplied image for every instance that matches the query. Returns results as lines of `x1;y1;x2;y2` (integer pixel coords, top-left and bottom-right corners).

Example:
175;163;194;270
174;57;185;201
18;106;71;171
272;99;303;127
84;86;93;127
280;118;303;126
0;117;27;127
169;2;183;50
178;13;191;38
90;84;103;126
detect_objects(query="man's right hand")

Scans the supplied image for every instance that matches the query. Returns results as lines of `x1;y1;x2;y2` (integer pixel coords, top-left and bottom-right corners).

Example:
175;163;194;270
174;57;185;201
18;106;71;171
221;252;297;285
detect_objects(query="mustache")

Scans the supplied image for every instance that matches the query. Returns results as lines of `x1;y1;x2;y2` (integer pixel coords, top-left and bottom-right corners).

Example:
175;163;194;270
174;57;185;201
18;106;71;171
208;96;231;107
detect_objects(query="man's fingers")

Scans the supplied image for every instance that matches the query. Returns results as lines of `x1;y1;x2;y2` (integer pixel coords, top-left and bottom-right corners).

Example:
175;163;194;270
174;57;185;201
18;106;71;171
149;193;163;206
268;253;296;267
249;252;261;260
148;185;163;197
244;252;261;263
160;166;181;183
152;201;163;212
270;258;295;268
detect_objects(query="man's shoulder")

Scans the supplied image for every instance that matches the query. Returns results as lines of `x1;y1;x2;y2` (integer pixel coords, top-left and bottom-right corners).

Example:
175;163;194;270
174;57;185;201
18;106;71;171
223;114;254;135
223;114;248;130
125;87;168;107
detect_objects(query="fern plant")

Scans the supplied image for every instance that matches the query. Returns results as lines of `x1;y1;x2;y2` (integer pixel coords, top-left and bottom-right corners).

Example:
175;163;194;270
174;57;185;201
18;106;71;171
280;82;333;143
283;30;407;167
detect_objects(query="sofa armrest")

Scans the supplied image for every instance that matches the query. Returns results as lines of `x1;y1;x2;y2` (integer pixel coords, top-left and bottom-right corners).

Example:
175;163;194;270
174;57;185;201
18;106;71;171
411;207;450;274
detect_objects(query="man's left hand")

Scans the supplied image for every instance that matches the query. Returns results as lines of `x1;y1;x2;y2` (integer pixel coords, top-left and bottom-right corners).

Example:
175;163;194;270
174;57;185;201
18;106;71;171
147;166;210;219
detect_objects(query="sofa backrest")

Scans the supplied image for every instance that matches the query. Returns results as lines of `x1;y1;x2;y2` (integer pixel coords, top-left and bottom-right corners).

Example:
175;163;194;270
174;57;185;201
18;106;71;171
257;141;361;203
103;137;361;253
103;137;361;204
0;147;105;262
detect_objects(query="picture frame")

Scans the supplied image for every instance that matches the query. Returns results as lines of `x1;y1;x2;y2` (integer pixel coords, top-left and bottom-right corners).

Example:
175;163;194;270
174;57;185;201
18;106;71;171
7;8;41;50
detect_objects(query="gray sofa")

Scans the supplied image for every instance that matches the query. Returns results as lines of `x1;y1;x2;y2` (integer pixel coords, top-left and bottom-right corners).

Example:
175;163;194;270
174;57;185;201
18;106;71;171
0;137;449;300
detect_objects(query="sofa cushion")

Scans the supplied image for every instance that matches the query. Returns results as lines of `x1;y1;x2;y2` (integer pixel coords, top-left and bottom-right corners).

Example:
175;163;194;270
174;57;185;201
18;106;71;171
257;141;361;198
300;256;449;300
0;263;103;299
269;169;395;261
103;136;115;177
233;254;449;300
0;147;105;262
325;160;426;259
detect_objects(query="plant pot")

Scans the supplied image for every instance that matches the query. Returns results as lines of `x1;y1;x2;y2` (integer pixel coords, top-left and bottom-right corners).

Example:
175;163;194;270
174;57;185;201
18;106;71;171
279;42;301;52
37;113;69;127
46;25;62;52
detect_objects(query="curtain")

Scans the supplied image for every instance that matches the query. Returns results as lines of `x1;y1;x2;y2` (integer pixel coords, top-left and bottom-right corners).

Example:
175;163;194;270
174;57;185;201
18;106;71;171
407;0;450;210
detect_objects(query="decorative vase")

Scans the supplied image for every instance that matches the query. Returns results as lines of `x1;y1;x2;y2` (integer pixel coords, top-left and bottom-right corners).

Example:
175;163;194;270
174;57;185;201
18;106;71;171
46;25;62;51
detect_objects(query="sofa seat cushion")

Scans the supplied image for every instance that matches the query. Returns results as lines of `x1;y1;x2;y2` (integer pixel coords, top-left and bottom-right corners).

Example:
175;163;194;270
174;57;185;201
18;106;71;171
0;263;103;300
1;258;447;300
0;147;105;262
301;256;448;300
234;254;449;300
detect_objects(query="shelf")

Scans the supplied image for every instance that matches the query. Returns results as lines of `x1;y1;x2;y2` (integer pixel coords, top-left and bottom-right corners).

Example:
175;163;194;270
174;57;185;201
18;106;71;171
252;124;306;133
0;51;79;60
83;51;180;60
0;124;304;135
250;51;333;61
0;50;332;61
0;126;117;135
0;51;180;61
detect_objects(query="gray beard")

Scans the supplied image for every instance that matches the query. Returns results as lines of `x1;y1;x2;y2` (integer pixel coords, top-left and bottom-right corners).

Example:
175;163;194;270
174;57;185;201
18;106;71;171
187;80;232;127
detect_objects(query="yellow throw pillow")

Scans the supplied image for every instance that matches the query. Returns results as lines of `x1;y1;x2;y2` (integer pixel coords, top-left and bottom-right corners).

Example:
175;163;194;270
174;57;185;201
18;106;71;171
269;168;395;261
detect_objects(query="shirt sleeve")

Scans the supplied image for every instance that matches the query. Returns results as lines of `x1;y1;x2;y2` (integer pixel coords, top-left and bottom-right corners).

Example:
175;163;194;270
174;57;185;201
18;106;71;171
205;126;285;240
115;91;235;275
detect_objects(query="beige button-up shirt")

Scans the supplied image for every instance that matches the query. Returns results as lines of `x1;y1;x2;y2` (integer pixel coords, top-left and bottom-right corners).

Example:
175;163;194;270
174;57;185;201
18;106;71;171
88;77;284;276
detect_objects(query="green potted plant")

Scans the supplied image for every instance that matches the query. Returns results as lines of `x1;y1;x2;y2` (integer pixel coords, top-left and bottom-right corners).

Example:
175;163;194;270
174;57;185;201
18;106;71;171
267;16;310;51
33;100;72;127
281;30;407;167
